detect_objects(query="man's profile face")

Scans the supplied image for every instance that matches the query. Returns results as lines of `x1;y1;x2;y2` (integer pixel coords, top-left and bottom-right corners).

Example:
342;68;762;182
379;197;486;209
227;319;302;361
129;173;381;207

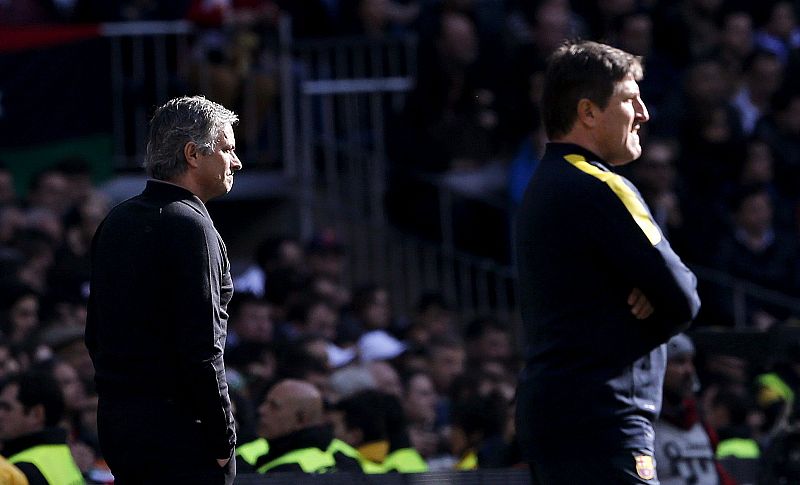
195;123;242;200
593;73;649;166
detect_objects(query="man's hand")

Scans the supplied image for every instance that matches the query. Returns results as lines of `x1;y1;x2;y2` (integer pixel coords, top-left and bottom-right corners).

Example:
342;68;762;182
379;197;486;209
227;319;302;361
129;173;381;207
628;288;654;319
217;458;230;468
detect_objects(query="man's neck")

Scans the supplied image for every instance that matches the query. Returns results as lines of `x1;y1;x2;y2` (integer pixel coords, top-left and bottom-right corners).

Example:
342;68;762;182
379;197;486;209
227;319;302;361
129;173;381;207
152;176;207;203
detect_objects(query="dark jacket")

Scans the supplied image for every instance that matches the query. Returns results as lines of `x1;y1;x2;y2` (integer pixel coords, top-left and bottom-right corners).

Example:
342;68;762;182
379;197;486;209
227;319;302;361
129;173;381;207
255;425;362;473
86;180;236;459
515;143;700;452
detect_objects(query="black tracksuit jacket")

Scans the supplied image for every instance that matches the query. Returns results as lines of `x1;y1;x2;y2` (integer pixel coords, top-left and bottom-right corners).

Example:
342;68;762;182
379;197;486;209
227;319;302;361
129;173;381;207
515;143;701;453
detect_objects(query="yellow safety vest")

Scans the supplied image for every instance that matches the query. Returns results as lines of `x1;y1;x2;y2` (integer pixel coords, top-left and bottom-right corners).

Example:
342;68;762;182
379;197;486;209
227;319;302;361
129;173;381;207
236;438;269;466
455;450;478;470
257;447;336;473
382;447;429;473
9;444;85;485
326;438;384;473
716;438;760;459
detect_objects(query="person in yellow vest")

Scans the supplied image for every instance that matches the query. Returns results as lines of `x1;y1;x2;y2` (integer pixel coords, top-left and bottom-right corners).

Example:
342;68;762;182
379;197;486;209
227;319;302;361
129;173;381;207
254;379;361;473
336;389;428;473
0;372;84;485
235;436;269;471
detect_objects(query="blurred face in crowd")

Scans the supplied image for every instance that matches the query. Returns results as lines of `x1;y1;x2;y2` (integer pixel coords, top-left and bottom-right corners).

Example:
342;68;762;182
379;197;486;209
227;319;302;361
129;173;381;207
618;13;652;56
429;345;465;393
55;361;87;413
686;60;730;105
0;383;39;440
722;12;753;57
416;304;454;341
0;346;19;380
29;172;69;214
741;141;774;184
404;373;437;425
533;1;571;56
593;73;649;166
736;192;773;236
474;328;512;362
362;289;390;330
635;141;676;193
277;240;304;272
749;54;783;101
777;97;800;135
10;294;39;343
305;301;338;341
438;12;478;66
664;353;697;401
767;1;796;38
369;361;403;398
233;301;273;343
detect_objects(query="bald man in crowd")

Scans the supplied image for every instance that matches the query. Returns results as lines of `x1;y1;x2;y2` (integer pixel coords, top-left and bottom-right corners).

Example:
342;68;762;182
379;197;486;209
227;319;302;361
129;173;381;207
254;379;362;473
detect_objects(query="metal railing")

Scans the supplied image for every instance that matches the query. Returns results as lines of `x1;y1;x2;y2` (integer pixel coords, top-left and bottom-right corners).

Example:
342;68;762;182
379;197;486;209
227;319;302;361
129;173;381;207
102;21;194;168
95;20;800;328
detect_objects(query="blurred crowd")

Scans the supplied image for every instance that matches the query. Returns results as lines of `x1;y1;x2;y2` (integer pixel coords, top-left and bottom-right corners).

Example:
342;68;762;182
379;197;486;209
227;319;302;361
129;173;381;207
4;0;800;483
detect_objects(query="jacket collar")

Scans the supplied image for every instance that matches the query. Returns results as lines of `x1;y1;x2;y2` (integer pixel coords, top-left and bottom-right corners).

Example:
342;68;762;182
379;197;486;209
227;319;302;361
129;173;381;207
142;179;211;220
254;425;334;468
543;142;611;170
3;427;68;457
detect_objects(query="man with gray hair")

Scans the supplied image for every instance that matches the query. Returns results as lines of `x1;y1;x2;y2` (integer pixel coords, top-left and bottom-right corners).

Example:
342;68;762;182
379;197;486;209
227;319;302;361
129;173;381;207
86;96;242;484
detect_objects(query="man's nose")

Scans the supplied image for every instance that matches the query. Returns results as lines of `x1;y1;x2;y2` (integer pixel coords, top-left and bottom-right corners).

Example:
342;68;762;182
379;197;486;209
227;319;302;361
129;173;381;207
637;98;650;123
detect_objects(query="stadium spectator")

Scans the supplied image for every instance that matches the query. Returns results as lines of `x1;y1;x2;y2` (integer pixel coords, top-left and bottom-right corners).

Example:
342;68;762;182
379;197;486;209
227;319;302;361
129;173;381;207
713;184;800;328
464;316;512;366
226;293;274;350
654;333;736;485
335;389;427;472
234;235;305;298
402;370;438;459
731;50;783;136
254;379;361;473
0;371;84;485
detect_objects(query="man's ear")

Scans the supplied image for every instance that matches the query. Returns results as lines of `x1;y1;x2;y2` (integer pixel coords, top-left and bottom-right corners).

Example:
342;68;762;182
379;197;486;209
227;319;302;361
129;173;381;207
28;403;46;428
577;98;597;127
183;142;200;168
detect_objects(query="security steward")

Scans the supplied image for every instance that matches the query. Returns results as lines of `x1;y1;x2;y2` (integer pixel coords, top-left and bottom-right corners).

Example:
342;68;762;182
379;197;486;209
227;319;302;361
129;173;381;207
336;389;428;473
0;372;84;485
254;379;361;473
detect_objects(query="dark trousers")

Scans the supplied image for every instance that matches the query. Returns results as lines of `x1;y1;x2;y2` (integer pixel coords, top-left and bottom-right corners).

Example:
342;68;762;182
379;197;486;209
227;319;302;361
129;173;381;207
97;395;235;485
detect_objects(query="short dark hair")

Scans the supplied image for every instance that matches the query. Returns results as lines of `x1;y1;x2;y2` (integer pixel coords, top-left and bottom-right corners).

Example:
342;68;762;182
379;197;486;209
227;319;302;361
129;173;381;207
1;371;64;427
541;40;643;139
336;390;391;443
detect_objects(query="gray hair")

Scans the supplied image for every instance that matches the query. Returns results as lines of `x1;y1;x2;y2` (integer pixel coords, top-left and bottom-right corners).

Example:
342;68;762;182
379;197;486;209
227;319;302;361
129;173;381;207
143;96;238;180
